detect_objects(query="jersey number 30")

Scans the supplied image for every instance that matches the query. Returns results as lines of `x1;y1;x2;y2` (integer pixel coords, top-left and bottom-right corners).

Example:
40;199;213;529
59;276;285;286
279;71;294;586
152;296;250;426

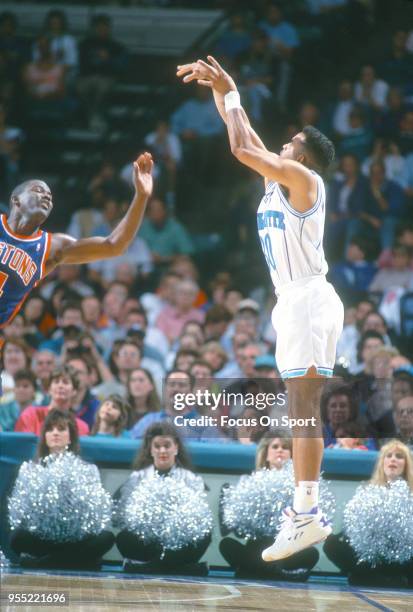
260;234;276;271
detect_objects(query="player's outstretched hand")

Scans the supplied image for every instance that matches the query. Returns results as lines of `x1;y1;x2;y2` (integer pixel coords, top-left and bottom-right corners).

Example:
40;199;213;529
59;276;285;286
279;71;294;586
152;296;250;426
177;56;237;95
133;152;154;197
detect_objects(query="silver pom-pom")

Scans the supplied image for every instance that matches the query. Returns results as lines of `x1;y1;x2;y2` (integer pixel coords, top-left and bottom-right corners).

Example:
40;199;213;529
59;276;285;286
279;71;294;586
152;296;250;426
344;479;413;567
0;548;10;568
8;452;112;542
119;472;213;555
222;461;335;540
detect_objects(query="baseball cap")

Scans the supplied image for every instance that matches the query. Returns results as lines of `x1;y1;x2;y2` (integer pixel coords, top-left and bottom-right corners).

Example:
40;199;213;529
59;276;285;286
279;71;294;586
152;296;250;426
237;298;260;313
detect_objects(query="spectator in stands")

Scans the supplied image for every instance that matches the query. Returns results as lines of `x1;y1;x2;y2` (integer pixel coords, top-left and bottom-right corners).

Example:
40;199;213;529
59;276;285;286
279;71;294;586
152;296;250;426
379;29;413;91
14;365;89;436
64;355;100;430
327;154;369;258
352;329;386;379
0;337;32;400
377;87;408;140
0;369;37;432
23;35;68;123
156;279;205;345
40;301;86;355
369;245;413;291
200;341;229;375
171;85;224;182
213;12;252;65
327;79;356;138
78;14;127;131
173;349;199;372
398;110;413;156
365;347;399;434
140;271;181;326
337;107;373;161
81;295;108;336
204;305;233;342
91;394;130;438
321;383;359;447
361;160;406;248
324;440;413;587
354;64;389;112
238;29;274;123
87;198;153;286
32;350;57;401
329;235;377;302
328;422;369;450
144;119;182;207
258;2;300;109
130;369;193;438
138;198;194;265
220;432;319;579
41;265;94;301
36;10;78;86
361;139;407;189
9;409;114;569
393;395;413;447
126;367;161;429
115;422;212;573
0;11;29;102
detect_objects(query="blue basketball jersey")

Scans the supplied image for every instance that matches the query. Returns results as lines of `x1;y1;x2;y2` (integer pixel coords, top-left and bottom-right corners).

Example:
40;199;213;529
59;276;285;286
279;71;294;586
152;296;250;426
0;214;51;327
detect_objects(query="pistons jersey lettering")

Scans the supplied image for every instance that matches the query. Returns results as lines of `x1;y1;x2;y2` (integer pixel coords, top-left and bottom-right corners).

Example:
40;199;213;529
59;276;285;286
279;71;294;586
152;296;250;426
0;215;51;327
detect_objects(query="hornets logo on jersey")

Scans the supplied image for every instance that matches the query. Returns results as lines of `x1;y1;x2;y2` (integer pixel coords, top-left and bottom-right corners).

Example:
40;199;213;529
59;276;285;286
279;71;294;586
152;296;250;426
0;215;51;327
257;172;328;295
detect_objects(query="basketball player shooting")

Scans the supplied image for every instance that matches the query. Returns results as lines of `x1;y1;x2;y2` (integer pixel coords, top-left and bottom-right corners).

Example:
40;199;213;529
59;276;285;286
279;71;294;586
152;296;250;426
0;152;153;330
177;57;344;561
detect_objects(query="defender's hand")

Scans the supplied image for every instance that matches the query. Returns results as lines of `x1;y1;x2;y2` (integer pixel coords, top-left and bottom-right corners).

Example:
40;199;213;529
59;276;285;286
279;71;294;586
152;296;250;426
133;152;153;197
177;56;237;95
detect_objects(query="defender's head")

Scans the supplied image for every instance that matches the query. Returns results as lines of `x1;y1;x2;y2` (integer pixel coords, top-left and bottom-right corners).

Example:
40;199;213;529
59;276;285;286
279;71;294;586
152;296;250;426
9;180;53;225
280;125;335;174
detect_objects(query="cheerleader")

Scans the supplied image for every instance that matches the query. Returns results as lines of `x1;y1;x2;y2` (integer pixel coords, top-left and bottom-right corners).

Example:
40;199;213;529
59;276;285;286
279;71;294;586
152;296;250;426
8;409;114;569
219;432;328;580
115;422;213;574
324;439;413;587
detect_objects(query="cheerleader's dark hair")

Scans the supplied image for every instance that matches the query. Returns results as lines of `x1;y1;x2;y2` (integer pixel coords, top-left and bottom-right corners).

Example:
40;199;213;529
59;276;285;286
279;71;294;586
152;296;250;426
132;421;192;471
36;409;80;459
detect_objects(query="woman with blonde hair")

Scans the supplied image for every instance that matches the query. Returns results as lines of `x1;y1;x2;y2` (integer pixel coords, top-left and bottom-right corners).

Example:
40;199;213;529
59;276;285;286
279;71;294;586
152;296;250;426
324;440;413;587
219;431;331;580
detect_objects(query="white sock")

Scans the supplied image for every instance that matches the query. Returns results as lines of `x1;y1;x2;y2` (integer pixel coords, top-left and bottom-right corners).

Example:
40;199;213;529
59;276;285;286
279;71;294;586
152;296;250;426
293;481;319;513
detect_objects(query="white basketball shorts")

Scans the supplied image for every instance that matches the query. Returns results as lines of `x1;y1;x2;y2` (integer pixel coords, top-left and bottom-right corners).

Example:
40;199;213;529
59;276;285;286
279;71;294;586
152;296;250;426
272;275;344;379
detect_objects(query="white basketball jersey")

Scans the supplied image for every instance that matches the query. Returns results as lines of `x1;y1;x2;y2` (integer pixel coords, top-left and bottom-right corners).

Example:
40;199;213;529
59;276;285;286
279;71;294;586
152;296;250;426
257;171;328;295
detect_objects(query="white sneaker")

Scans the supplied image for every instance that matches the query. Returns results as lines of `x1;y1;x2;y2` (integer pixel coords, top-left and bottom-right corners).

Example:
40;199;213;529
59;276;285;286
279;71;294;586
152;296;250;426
262;506;332;562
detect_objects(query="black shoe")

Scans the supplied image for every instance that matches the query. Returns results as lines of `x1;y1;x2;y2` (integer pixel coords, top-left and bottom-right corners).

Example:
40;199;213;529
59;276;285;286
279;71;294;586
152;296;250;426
276;567;311;582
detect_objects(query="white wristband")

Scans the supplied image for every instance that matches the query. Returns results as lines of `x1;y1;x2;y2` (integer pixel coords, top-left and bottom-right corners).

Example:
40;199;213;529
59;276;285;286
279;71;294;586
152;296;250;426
224;91;241;112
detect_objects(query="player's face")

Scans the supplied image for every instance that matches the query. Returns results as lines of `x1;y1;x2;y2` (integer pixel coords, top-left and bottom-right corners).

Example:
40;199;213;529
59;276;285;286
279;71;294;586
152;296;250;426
18;181;53;224
280;133;305;162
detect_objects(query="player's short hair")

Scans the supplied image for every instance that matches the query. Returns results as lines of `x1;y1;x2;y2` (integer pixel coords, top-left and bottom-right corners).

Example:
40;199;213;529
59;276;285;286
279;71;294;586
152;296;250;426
302;126;335;174
9;180;36;206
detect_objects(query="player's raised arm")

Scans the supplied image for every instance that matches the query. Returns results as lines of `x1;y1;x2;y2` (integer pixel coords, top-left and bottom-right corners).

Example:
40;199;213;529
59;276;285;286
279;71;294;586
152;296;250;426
45;152;153;273
177;58;267;152
177;57;314;206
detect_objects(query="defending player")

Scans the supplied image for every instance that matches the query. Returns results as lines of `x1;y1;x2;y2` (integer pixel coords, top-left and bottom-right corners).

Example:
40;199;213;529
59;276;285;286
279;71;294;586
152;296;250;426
177;58;344;561
0;152;153;329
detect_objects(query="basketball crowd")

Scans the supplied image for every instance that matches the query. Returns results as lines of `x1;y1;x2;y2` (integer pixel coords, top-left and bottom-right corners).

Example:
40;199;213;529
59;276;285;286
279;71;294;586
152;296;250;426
1;0;413;585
